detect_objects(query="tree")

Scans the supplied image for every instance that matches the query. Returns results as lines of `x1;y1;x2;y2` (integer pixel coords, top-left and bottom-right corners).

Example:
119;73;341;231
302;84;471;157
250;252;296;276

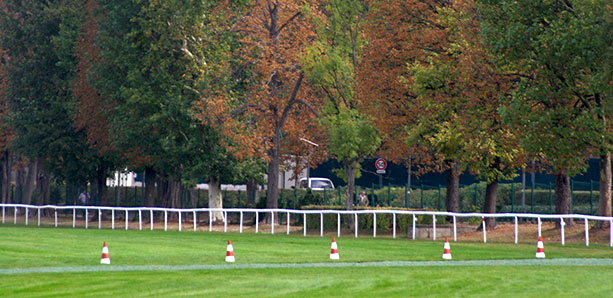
0;48;13;204
72;0;121;208
95;0;228;210
0;0;103;207
478;0;613;225
359;0;467;212
405;0;525;227
230;0;324;215
304;0;380;212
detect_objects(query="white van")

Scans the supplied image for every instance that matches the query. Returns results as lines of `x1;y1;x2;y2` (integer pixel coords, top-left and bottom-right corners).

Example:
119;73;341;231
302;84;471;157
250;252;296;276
298;177;335;191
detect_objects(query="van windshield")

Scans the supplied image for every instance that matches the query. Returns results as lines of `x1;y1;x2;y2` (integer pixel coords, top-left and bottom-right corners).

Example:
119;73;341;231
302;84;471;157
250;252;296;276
311;180;333;189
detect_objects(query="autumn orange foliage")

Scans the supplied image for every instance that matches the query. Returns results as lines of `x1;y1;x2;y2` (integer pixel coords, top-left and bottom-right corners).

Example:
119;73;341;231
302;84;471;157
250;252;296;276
73;0;116;156
358;0;449;171
202;0;326;205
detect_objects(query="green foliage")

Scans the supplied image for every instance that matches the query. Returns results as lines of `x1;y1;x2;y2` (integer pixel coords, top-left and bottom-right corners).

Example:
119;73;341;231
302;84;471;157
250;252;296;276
304;0;379;198
93;0;246;184
478;0;613;175
0;0;108;185
321;108;381;167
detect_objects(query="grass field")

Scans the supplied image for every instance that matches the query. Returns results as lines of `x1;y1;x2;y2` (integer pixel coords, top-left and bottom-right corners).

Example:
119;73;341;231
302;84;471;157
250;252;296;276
1;226;613;297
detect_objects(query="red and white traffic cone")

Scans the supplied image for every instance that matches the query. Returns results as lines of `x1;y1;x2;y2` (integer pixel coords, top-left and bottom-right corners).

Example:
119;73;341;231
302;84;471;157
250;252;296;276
442;238;452;260
536;237;546;259
100;241;110;264
330;237;339;260
225;240;235;262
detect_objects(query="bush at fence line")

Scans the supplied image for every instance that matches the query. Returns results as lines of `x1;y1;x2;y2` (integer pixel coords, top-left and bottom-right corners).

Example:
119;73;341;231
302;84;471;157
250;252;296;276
498;204;598;216
360;185;447;210
300;205;448;232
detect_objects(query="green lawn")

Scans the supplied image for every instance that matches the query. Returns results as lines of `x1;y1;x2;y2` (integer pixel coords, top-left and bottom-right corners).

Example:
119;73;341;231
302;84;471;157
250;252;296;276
1;226;612;297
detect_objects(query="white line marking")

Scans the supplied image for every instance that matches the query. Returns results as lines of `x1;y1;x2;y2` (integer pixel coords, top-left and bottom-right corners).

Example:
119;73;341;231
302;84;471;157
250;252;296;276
2;258;613;275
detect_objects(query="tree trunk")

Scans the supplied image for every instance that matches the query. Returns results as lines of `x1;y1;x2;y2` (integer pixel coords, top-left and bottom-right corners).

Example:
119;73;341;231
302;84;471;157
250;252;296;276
345;162;356;211
15;163;23;204
158;175;169;208
345;161;356;229
265;129;280;223
483;180;498;228
246;178;258;207
445;160;460;213
144;167;157;207
0;151;11;203
35;160;50;215
555;173;573;226
166;177;183;218
95;167;108;206
597;152;612;228
93;168;108;220
21;159;37;205
407;158;411;207
595;93;611;228
208;176;224;223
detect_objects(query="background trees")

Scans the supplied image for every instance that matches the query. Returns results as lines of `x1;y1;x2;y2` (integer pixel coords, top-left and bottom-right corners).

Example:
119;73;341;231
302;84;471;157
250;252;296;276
0;0;96;206
478;0;613;225
0;0;609;222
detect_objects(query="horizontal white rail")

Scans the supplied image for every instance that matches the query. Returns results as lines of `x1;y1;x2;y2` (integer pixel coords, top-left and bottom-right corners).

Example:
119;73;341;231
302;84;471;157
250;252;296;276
1;203;612;248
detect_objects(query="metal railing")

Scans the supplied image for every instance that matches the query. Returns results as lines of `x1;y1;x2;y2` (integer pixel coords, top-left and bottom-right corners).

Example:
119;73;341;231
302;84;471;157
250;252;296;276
1;203;612;247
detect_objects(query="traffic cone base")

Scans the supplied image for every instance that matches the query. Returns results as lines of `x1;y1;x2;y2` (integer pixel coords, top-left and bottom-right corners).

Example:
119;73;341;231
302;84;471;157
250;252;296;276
225;240;235;262
330;237;339;260
100;241;110;265
442;238;452;260
536;237;546;259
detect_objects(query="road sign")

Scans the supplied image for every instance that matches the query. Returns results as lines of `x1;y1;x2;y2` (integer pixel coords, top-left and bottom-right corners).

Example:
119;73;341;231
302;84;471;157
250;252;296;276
375;158;387;174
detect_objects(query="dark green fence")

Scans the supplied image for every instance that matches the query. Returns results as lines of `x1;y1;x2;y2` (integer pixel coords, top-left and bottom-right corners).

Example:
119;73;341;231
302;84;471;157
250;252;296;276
6;179;608;216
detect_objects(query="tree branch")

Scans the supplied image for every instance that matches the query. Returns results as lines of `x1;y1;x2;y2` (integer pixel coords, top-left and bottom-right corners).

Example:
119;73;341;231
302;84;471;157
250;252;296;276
278;72;319;130
230;103;262;118
276;12;301;36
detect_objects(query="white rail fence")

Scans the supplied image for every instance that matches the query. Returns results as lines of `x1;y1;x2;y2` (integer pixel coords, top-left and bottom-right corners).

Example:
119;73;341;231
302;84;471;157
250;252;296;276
1;203;612;247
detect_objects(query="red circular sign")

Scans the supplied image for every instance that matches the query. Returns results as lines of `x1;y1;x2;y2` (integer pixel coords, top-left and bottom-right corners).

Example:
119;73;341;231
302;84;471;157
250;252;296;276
375;158;387;170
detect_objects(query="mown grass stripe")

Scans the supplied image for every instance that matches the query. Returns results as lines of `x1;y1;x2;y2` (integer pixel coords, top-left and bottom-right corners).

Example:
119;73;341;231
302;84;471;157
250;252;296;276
2;258;613;275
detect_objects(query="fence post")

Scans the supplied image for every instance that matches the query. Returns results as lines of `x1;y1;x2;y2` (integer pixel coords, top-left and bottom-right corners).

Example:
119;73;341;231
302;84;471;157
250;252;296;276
511;183;515;213
141;183;144;206
405;183;409;208
474;183;478;208
437;185;441;211
549;182;553;214
323;188;326;205
371;184;375;206
530;182;534;214
338;187;342;206
420;184;424;209
589;180;593;215
387;183;391;207
197;188;200;207
570;179;574;214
